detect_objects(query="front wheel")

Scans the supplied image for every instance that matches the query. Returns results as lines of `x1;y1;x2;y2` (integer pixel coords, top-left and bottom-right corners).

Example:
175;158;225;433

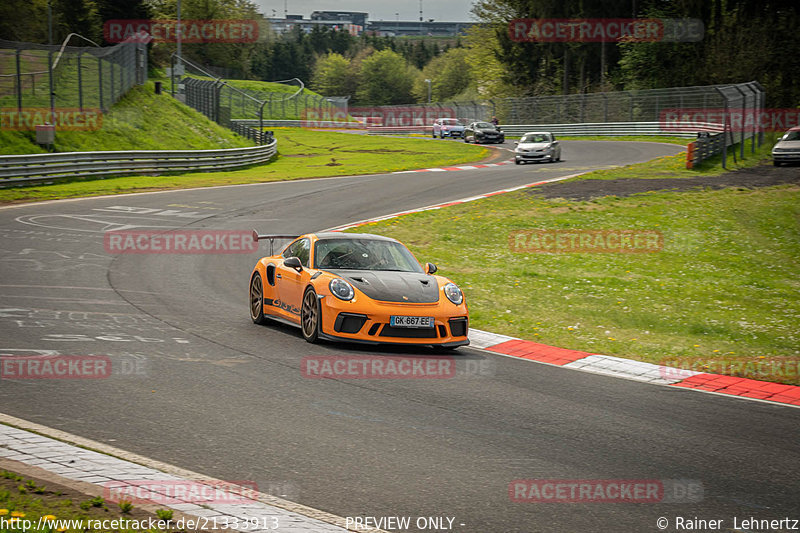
301;287;321;343
250;273;267;325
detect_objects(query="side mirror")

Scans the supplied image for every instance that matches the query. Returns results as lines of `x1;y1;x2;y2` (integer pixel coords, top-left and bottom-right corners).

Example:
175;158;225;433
552;140;559;145
284;256;303;272
425;262;437;274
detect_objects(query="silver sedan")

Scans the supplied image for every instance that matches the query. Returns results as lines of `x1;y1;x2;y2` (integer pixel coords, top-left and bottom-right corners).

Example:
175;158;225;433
514;132;562;164
772;127;800;166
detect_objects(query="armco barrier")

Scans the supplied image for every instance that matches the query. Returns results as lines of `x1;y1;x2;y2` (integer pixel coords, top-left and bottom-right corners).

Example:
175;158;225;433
498;121;723;138
364;121;724;137
686;133;725;168
0;140;277;187
232;119;364;129
235;119;722;139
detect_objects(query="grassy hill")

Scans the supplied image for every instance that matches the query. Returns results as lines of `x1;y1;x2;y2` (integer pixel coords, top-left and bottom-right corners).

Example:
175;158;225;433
0;81;253;155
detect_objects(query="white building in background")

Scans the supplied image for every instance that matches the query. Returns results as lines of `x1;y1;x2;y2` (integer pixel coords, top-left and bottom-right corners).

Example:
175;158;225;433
266;10;472;37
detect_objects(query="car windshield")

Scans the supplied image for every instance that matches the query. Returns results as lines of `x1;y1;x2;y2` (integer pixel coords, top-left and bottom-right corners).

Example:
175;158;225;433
314;238;424;272
476;122;494;129
442;119;461;125
521;134;551;143
782;131;800;141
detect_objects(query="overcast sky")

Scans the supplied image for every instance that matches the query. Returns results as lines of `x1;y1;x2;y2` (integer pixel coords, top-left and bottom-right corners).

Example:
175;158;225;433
253;0;477;22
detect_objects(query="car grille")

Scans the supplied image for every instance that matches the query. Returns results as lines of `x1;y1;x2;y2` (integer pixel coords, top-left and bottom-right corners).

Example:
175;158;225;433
378;325;438;338
334;313;367;334
449;318;468;337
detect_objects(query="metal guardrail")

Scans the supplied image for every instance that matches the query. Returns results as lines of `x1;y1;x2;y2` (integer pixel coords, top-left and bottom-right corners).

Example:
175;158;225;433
498;122;723;138
238;120;723;138
230;121;274;144
361;122;725;138
0;140;277;187
367;126;429;135
233;119;364;129
686;133;726;168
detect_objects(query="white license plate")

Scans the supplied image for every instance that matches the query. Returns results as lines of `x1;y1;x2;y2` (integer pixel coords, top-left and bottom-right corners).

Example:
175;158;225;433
390;316;434;328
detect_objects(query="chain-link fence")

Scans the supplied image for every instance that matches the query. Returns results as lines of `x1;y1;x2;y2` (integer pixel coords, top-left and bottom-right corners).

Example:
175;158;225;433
172;54;342;125
380;82;763;131
370;102;488;126
0;36;147;113
495;82;764;130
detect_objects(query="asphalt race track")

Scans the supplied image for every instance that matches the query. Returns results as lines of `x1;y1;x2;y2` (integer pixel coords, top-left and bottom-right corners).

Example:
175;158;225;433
1;140;798;532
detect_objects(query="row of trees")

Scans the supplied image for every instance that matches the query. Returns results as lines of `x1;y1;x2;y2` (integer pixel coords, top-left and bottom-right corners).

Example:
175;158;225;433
2;0;797;106
309;47;472;105
250;27;457;97
471;0;800;106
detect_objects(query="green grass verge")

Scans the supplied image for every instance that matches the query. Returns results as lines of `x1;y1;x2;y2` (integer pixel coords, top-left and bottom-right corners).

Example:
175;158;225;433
0;82;252;155
348;176;799;385
0;469;178;533
565;140;773;181
0;128;488;204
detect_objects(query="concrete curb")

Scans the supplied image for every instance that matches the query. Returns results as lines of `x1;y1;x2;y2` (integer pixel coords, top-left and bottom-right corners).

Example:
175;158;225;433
473;329;800;407
0;413;384;533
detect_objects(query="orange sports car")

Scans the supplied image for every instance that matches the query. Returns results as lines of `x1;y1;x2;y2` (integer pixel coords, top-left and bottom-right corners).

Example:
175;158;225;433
248;231;469;349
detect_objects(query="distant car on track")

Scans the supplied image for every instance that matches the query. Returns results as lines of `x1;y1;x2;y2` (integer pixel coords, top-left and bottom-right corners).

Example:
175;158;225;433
432;118;465;138
249;232;469;349
772;126;800;166
514;132;561;164
464;121;505;144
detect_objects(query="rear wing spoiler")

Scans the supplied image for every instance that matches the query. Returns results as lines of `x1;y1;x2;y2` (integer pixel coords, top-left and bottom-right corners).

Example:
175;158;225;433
252;231;300;255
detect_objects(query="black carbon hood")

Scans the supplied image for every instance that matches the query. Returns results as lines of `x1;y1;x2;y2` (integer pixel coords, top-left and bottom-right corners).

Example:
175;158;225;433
328;270;440;303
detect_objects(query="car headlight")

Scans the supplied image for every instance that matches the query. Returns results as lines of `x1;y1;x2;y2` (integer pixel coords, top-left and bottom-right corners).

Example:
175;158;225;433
330;278;354;301
443;283;463;305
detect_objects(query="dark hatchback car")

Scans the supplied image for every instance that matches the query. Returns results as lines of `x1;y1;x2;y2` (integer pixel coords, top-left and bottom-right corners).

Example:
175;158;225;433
464;121;505;144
